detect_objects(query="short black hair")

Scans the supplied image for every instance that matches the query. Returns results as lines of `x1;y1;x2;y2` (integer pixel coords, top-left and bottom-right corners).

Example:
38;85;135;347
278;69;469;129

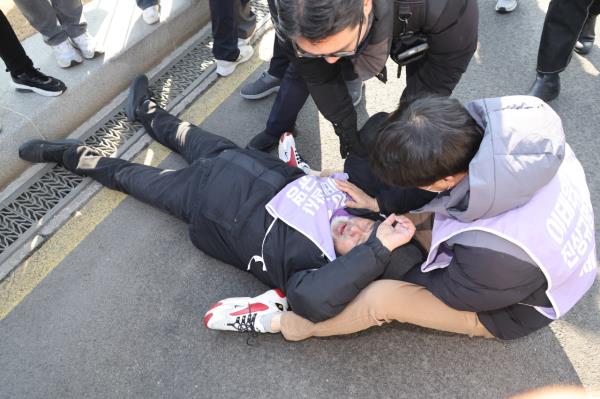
369;97;483;187
275;0;363;42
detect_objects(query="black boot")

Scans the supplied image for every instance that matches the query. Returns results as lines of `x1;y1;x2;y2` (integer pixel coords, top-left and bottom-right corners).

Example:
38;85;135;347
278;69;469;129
19;139;83;163
246;130;279;152
574;14;596;55
527;72;560;102
125;75;152;122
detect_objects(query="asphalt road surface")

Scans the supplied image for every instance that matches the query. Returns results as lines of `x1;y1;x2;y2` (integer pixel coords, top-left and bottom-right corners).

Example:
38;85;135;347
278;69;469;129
1;1;599;398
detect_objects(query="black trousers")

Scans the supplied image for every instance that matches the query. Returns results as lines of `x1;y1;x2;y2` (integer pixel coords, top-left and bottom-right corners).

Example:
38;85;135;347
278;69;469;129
62;102;238;224
210;0;256;61
537;0;600;73
0;10;34;76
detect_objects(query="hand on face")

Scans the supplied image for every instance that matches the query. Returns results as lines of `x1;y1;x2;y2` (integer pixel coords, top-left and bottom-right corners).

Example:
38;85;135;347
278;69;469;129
335;179;380;212
375;214;416;251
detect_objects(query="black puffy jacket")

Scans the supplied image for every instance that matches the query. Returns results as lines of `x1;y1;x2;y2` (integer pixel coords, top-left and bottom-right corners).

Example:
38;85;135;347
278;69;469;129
187;148;410;322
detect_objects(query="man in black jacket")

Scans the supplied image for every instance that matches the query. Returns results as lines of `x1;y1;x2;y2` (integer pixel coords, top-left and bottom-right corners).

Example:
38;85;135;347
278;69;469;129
18;76;421;332
246;0;478;158
213;96;596;341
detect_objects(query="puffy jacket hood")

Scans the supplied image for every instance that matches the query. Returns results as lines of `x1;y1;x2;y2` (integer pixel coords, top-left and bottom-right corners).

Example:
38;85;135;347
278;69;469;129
418;96;566;222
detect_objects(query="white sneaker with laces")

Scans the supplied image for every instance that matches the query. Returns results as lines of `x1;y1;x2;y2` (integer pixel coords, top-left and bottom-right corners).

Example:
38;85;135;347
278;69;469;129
495;0;517;13
52;40;83;68
142;5;160;24
204;289;289;333
215;45;254;77
278;132;311;174
71;32;101;59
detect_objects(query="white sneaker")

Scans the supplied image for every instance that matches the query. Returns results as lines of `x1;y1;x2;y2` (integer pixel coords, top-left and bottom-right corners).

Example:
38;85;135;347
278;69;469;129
278;132;311;174
204;289;289;333
142;5;160;24
51;40;83;68
495;0;517;13
237;37;251;47
215;45;254;77
71;32;101;59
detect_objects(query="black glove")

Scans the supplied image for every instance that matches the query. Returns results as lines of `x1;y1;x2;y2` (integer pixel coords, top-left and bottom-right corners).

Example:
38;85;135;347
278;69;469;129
333;117;359;159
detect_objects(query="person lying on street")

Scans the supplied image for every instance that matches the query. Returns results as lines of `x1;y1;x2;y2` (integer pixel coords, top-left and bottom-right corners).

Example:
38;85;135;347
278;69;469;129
207;95;597;341
18;75;425;333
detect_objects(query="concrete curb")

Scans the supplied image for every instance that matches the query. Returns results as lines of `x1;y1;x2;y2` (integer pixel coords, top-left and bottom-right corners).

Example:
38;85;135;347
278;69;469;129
0;0;211;190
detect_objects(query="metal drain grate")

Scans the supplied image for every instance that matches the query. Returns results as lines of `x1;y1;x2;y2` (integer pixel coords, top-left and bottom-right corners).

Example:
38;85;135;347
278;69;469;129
0;0;270;263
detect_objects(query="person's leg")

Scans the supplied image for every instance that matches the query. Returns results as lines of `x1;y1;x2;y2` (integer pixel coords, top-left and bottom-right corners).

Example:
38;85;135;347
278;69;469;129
236;0;256;41
537;0;595;73
265;63;309;137
13;0;66;45
267;37;290;80
279;280;495;341
51;0;87;39
136;0;159;10
0;10;34;75
61;145;200;223
210;0;239;61
137;100;239;163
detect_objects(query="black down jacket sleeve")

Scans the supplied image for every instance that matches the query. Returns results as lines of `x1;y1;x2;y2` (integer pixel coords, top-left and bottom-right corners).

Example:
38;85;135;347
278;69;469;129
286;233;390;323
402;0;479;101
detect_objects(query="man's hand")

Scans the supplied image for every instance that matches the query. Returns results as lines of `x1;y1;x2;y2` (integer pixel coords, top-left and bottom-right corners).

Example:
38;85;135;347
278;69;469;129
376;214;416;252
333;121;359;159
336;180;380;212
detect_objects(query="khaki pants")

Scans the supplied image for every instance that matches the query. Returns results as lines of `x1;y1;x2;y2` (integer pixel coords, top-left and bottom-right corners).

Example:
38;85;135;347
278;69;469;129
280;280;494;341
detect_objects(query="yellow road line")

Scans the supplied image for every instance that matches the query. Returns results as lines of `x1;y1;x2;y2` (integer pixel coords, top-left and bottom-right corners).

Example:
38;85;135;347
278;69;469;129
0;56;263;321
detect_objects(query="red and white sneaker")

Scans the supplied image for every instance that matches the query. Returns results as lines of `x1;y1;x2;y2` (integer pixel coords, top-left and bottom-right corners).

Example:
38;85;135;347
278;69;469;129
278;132;311;175
203;289;289;333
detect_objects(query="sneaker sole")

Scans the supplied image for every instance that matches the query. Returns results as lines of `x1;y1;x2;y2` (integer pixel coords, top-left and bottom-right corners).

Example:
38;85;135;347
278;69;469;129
79;50;103;60
57;58;83;68
12;82;65;97
240;85;280;100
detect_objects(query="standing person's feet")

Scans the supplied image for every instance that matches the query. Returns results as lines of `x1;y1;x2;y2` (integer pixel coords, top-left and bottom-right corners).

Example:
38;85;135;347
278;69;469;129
345;78;364;107
246;130;279;152
19;139;83;163
51;40;83;68
574;15;596;55
215;45;254;77
240;71;281;99
71;32;102;59
11;68;67;97
125;75;152;122
142;5;160;24
527;72;560;102
495;0;517;13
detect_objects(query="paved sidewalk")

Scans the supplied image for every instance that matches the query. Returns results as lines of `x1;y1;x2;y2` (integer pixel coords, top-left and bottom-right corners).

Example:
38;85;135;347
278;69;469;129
0;1;599;398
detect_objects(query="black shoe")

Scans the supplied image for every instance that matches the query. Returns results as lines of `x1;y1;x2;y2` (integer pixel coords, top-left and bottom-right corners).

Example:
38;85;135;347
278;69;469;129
575;38;594;55
19;139;83;163
246;130;279;152
575;15;596;55
126;75;152;122
11;68;66;97
527;72;560;102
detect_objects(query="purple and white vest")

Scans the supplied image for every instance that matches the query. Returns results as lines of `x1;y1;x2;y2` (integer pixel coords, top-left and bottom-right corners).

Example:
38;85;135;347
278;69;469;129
422;146;597;319
247;174;347;271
